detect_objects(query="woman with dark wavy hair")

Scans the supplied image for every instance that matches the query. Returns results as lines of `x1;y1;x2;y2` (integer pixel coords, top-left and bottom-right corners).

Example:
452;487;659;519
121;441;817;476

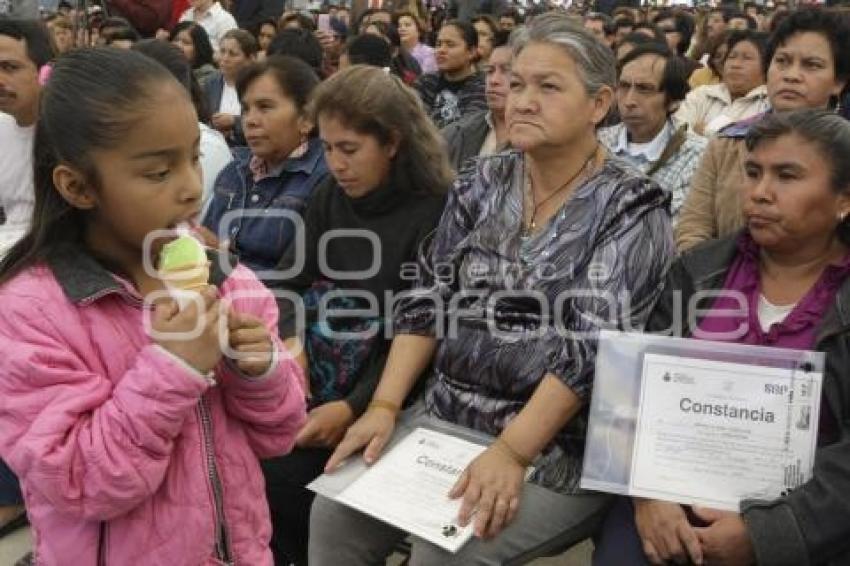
262;65;450;566
310;14;673;566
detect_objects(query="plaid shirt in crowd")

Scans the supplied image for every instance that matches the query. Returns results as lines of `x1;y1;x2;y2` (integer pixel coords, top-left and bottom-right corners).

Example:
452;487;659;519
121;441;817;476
598;120;708;223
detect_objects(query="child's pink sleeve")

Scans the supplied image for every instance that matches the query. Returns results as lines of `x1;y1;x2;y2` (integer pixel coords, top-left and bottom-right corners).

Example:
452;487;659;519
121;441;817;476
0;302;210;521
217;266;307;459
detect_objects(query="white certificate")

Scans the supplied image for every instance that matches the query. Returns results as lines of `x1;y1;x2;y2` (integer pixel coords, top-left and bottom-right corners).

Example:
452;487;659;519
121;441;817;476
331;427;487;553
629;353;821;511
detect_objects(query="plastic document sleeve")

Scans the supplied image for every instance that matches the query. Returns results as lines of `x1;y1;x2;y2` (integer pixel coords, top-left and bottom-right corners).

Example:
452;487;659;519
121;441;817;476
581;330;823;511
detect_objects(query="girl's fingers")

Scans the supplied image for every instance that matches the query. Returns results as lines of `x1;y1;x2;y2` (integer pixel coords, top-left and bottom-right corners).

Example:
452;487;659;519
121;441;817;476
236;356;273;375
228;311;264;331
233;342;271;353
236;351;271;363
230;327;268;345
155;300;179;321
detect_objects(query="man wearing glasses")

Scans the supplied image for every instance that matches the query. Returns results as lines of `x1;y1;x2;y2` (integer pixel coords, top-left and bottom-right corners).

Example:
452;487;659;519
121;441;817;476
598;44;707;223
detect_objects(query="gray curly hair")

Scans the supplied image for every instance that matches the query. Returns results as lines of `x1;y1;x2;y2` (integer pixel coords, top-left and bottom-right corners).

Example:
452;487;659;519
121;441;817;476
511;12;616;96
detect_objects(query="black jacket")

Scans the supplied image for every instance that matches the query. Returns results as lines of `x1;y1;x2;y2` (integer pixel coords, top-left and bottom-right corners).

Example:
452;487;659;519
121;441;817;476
647;233;850;566
271;175;446;417
414;72;487;129
230;0;283;31
203;71;246;147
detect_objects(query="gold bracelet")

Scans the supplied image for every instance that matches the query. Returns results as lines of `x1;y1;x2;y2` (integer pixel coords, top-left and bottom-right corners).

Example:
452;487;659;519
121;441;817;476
368;399;401;415
493;437;533;468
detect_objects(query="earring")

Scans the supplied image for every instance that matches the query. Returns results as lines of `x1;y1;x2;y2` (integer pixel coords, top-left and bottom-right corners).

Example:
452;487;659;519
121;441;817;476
838;210;848;223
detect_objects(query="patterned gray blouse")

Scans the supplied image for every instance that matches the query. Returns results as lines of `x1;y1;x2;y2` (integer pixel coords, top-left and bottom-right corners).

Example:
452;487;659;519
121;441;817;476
395;150;675;493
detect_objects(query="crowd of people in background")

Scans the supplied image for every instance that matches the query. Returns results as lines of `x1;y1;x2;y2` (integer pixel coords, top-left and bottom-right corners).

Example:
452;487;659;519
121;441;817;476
3;0;850;565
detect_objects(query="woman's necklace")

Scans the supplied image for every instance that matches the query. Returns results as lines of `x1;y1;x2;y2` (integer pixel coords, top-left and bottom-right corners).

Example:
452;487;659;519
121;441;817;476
525;145;599;234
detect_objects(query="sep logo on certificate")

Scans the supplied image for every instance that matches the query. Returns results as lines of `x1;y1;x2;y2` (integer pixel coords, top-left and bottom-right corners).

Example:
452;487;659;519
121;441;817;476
328;428;488;553
629;354;821;510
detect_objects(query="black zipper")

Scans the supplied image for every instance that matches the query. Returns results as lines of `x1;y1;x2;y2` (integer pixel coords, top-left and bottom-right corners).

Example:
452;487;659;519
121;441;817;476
197;398;234;565
88;401;233;566
82;278;236;563
97;522;107;565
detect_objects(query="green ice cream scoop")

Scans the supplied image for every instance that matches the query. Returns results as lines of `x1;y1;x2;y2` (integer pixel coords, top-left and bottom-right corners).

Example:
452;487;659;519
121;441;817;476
159;235;206;271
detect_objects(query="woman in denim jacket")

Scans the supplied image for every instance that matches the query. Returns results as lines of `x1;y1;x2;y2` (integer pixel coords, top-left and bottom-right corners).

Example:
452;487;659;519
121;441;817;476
203;56;329;276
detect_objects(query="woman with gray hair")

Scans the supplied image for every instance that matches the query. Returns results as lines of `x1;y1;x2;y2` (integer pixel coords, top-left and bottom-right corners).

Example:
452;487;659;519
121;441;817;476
308;13;674;565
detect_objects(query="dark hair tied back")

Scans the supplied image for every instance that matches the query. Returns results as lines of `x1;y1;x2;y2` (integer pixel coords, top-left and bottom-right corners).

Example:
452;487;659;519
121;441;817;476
745;109;850;245
0;48;180;286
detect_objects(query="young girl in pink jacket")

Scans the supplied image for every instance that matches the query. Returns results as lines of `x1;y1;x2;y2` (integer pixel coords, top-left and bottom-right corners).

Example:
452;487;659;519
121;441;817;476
0;48;306;565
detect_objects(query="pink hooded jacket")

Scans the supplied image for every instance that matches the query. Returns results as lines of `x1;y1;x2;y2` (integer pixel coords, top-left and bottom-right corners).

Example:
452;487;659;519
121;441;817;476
0;244;306;565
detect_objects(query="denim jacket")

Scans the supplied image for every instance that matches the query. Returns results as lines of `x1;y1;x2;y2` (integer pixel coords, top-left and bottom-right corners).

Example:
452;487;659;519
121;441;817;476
203;137;329;276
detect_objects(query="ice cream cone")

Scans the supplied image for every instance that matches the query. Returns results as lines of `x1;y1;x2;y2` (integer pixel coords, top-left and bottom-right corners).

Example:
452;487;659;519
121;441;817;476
159;262;211;291
157;235;210;308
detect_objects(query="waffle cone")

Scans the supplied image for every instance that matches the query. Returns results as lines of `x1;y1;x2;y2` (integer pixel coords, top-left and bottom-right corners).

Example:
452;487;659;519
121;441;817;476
159;262;211;291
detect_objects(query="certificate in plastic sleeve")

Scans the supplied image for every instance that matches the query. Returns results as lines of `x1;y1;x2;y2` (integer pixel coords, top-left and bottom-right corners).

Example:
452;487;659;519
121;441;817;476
628;353;821;510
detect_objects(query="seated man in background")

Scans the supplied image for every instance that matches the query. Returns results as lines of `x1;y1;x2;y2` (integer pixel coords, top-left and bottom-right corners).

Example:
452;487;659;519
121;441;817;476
599;44;707;223
0;18;48;255
0;18;52;542
441;30;510;171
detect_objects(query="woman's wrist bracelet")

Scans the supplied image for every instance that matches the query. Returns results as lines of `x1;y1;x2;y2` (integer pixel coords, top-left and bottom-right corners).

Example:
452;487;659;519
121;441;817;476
493;437;533;468
368;399;401;416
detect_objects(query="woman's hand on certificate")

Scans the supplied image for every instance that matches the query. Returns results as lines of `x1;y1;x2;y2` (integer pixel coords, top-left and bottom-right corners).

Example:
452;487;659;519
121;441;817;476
634;499;703;565
324;406;397;472
449;446;525;540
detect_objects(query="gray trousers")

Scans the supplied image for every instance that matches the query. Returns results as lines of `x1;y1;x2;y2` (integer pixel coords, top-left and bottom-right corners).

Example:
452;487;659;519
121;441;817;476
309;484;611;566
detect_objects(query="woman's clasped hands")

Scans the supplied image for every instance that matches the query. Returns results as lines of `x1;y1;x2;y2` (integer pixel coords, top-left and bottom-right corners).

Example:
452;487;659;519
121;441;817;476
635;499;755;566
